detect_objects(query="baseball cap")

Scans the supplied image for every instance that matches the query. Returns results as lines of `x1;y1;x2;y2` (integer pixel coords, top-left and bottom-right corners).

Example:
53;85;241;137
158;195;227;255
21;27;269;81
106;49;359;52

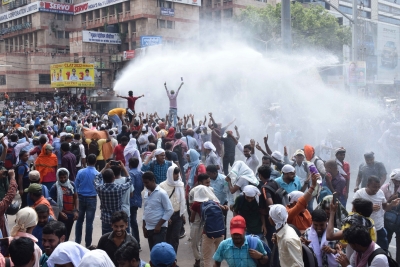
281;164;295;173
29;170;40;182
230;215;246;235
24;183;42;194
294;149;305;157
150;242;176;267
45;144;54;151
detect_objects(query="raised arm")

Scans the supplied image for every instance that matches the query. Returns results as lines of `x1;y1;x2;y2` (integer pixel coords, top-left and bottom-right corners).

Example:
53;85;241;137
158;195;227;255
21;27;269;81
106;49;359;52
263;135;273;155
116;94;128;100
222;118;236;129
234;125;240;140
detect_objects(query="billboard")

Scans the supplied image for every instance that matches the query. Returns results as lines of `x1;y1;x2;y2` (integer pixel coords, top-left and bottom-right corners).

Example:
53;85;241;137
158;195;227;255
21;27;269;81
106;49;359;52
161;7;174;16
38;2;74;14
2;0;11;5
0;2;39;23
82;31;121;44
165;0;201;6
377;23;400;81
50;63;95;88
123;50;135;60
141;36;162;48
74;0;128;14
346;61;366;87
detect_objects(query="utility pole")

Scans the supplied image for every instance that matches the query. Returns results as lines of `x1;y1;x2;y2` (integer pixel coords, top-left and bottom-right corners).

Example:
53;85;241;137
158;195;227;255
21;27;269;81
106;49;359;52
352;0;358;61
281;0;292;53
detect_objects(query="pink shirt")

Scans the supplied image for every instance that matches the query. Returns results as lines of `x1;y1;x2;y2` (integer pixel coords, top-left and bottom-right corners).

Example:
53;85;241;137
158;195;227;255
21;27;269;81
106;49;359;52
167;90;179;109
9;232;42;267
381;183;400;201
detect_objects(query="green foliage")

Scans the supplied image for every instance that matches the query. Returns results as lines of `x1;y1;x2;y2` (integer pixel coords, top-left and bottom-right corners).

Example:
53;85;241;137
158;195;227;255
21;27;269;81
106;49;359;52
237;3;351;53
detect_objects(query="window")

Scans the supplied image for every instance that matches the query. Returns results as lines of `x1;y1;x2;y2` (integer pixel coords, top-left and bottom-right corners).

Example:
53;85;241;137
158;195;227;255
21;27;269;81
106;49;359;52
56;14;63;20
158;0;173;8
65;31;69;39
116;3;123;13
64;15;72;21
57;31;64;38
379;14;400;25
0;75;6;85
338;5;371;18
167;20;173;29
206;0;212;6
38;74;51;85
158;19;166;28
224;8;233;18
81;14;86;22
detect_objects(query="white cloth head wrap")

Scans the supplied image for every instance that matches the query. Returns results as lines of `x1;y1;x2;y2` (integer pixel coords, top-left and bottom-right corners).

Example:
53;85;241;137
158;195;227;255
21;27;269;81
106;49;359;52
288;191;304;204
228;161;259;186
47;241;89;267
78;249;114;267
166;164;186;216
243;185;261;203
154;148;165;156
388;169;400;195
271;151;283;161
193;185;220;203
281;164;295;173
269;204;288;230
124;138;143;170
10;207;38;237
204;141;216;152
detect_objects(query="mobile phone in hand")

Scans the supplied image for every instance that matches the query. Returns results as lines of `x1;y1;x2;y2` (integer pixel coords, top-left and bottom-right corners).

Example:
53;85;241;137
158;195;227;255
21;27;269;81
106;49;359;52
332;192;337;204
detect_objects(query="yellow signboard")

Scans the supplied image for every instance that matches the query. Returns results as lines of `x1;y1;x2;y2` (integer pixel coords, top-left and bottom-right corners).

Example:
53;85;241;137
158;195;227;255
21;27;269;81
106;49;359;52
2;0;11;5
50;63;95;88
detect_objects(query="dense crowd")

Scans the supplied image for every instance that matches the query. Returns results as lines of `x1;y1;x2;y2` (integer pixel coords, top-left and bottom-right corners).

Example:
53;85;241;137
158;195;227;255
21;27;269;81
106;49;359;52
0;86;399;267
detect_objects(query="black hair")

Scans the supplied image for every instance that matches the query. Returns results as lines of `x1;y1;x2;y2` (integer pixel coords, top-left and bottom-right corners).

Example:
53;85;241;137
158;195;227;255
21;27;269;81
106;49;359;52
115;242;140;262
244;144;251;150
311;209;328;222
352;198;373;217
148;143;156;151
31;191;43;198
42;221;66;238
39;135;47;145
58;169;69;178
10;134;18;142
128;91;133;96
111;211;128;224
129;157;139;169
206;165;218;173
10;237;34;266
65;135;73;140
165;142;173;150
122;125;128;132
173;167;180;175
343;225;372;247
19;150;28;159
35;204;49;214
142;171;155;182
175;132;182;139
367;175;380;185
121;136;129;142
257;165;272;180
74;133;81;140
262;155;271;162
87;154;97;165
111;165;122;177
60;143;70;153
103;169;115;183
197;173;210;184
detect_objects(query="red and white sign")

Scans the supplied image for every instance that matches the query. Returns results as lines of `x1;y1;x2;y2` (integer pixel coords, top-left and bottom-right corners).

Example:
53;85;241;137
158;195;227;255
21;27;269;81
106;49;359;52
39;1;74;14
74;0;128;14
123;50;135;60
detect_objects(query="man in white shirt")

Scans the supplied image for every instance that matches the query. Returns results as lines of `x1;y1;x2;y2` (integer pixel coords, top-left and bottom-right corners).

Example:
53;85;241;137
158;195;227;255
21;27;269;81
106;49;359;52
72;134;86;170
354;175;400;251
237;139;259;174
336;224;389;267
6;131;30;163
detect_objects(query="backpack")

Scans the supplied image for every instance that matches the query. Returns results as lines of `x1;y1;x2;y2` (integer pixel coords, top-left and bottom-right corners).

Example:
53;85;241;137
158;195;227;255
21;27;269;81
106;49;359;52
70;141;81;163
88;139;100;156
368;248;398;267
14;162;29;187
4;143;17;169
269;239;318;267
246;235;271;267
172;144;183;161
262;181;289;206
200;200;225;238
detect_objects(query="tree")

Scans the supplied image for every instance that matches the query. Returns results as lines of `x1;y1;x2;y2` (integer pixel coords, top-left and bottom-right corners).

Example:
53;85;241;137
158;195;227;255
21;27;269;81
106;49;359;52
237;3;351;55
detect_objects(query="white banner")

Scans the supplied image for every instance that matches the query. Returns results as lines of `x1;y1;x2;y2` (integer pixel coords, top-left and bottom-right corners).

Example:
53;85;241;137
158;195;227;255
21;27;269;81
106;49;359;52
0;2;39;23
82;30;121;44
166;0;201;6
74;0;128;14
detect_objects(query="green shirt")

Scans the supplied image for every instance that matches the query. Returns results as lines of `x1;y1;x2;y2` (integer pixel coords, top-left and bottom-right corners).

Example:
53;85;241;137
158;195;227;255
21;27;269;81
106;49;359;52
233;195;263;235
39;253;49;267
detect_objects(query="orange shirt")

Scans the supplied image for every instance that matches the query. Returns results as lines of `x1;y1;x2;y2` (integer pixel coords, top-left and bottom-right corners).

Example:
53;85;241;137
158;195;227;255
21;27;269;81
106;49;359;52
32;196;55;219
286;195;312;232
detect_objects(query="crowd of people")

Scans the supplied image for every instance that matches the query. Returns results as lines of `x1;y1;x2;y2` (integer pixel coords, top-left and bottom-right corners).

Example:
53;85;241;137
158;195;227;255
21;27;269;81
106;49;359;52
0;85;398;267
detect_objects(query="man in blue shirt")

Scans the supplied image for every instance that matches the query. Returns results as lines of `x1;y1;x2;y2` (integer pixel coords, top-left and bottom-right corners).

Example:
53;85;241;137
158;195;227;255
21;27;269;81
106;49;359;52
17;151;30;208
129;157;144;250
74;154;99;247
142;171;174;251
32;204;54;251
141;148;172;184
275;164;305;194
206;165;234;239
213;215;268;267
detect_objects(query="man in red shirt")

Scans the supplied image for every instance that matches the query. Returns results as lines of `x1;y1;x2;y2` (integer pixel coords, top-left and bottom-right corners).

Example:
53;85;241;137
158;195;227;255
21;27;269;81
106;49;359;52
114;136;129;165
116;91;144;122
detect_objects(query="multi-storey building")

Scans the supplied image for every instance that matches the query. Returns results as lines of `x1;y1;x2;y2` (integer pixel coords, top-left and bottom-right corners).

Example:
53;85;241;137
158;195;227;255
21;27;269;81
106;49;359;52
0;0;199;96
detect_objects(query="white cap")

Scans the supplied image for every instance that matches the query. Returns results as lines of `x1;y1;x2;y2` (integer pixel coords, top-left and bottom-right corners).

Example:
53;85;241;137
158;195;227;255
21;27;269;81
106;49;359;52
271;151;283;161
281;164;295;173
